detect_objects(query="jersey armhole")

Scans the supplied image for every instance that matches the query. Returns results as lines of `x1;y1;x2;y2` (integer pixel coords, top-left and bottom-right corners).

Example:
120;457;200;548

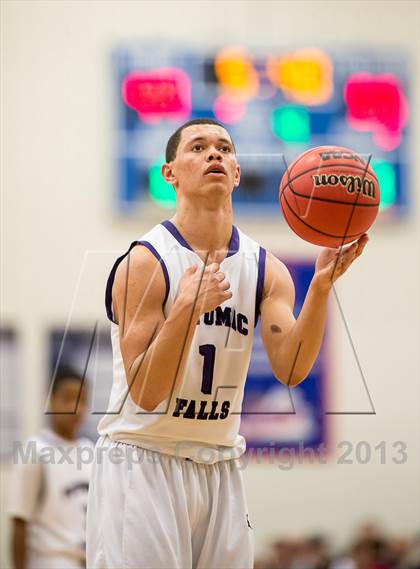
254;246;266;327
105;241;170;324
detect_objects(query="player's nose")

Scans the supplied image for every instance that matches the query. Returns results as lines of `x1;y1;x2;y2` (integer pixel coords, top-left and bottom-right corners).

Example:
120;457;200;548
207;148;223;161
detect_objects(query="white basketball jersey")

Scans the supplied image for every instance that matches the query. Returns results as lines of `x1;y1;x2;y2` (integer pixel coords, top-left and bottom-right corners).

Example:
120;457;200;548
8;428;93;569
98;220;266;463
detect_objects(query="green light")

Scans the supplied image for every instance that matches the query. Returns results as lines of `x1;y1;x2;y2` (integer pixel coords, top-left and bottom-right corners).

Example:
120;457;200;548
371;160;396;211
148;157;176;208
271;105;310;143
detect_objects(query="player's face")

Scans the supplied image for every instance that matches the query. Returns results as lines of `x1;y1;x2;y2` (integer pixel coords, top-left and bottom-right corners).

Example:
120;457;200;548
50;379;88;433
163;125;240;199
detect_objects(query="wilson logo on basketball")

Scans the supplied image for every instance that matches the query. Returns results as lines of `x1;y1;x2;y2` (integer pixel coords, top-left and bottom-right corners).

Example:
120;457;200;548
312;174;377;200
319;151;366;164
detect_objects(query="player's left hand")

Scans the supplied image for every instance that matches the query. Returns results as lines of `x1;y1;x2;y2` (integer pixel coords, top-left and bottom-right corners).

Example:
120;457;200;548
313;233;369;291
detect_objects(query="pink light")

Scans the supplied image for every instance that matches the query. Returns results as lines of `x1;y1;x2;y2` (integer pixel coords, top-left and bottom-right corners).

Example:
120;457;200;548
122;68;191;122
344;73;408;151
213;95;246;124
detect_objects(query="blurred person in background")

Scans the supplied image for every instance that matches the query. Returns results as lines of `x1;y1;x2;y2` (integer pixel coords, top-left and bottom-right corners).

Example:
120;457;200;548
351;537;389;569
292;535;330;569
254;527;420;569
255;537;304;569
8;366;92;569
397;534;420;569
331;523;420;569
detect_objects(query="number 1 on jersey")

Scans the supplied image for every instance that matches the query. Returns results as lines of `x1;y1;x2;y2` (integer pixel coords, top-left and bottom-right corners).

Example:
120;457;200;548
199;344;216;395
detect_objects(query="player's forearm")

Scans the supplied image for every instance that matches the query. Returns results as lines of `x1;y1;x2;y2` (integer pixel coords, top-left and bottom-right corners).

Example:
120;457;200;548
127;296;200;411
274;276;331;386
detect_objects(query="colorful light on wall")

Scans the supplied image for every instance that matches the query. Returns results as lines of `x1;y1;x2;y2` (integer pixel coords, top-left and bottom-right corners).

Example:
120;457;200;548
214;47;259;102
115;45;409;220
122;68;191;123
371;159;397;210
344;73;408;151
266;48;333;105
271;105;310;143
213;94;246;124
148;158;176;208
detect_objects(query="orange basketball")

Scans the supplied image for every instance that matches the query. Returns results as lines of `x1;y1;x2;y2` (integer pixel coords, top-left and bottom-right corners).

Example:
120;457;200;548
279;146;380;247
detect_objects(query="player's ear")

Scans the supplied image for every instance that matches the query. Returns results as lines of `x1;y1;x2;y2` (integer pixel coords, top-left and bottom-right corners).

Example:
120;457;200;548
162;163;177;185
233;164;241;187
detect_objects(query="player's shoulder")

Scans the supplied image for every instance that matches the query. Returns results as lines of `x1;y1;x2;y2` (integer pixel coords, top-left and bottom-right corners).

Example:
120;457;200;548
265;250;290;272
115;221;172;275
263;251;295;301
112;237;167;322
76;436;95;449
114;240;165;289
17;435;44;457
265;251;293;281
13;431;56;463
234;227;290;276
235;227;264;255
119;241;159;270
77;435;94;444
29;430;55;450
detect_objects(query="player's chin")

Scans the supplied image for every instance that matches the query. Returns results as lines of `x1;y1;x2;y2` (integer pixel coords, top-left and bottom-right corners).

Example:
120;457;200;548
203;179;232;193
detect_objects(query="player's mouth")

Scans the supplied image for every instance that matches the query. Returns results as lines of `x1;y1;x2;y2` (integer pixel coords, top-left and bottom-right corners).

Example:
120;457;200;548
204;164;226;176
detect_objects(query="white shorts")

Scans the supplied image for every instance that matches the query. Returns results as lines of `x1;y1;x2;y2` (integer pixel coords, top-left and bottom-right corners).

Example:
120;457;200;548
86;437;254;569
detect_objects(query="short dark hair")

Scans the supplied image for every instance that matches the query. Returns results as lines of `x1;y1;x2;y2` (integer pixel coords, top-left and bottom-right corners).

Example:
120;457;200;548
50;365;86;394
165;118;234;162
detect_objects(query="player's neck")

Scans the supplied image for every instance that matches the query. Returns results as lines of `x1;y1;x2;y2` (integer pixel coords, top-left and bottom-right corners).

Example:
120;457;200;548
171;204;233;262
51;423;78;442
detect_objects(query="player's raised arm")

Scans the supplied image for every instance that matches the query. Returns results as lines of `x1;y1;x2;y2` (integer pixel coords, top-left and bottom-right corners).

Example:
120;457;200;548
113;246;232;411
259;252;299;385
260;236;368;387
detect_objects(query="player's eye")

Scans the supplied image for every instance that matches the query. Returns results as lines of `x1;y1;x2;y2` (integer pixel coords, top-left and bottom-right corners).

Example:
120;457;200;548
221;145;232;152
192;144;204;151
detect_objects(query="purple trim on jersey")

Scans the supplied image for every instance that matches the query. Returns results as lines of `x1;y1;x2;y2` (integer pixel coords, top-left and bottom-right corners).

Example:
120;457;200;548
105;241;170;324
138;241;170;308
161;220;193;251
161;220;240;257
105;241;138;323
226;225;240;258
254;247;266;327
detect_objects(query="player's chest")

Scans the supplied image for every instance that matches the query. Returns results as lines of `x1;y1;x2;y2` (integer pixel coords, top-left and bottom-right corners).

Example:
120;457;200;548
195;304;251;340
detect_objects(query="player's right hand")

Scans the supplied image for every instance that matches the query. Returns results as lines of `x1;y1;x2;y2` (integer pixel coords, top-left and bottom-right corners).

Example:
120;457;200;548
178;262;232;315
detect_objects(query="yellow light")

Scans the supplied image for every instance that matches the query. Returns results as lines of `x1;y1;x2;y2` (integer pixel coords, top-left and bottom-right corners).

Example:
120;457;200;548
267;48;333;105
215;47;259;102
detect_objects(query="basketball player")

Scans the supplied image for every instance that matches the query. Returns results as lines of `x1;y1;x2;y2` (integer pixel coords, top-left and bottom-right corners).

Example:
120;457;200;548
9;366;92;569
86;118;368;569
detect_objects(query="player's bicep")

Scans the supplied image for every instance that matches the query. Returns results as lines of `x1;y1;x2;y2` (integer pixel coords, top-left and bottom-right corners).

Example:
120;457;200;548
260;253;296;366
112;245;166;374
